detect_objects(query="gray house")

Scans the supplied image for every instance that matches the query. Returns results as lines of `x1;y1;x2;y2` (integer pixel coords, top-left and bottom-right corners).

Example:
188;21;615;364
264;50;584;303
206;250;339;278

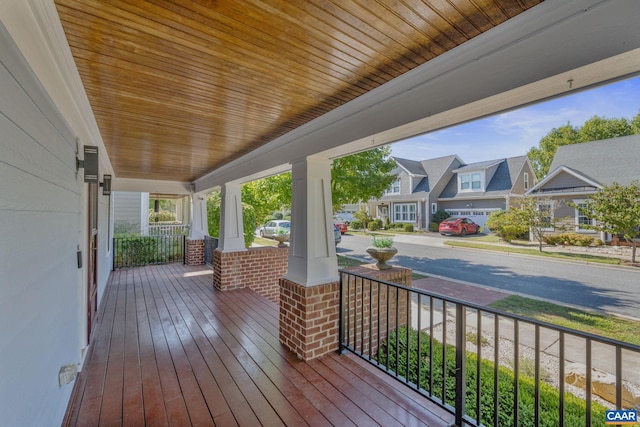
437;155;535;227
526;134;640;241
369;155;463;229
370;155;535;229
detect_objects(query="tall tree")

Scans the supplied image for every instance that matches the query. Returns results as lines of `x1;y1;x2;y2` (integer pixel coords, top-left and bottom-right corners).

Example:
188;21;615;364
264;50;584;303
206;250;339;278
528;112;640;177
572;181;640;264
528;124;579;179
331;146;397;211
242;172;292;223
512;197;563;252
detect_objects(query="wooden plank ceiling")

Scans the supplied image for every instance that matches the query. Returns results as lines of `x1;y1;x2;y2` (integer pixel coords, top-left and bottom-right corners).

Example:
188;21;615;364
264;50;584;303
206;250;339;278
54;0;542;183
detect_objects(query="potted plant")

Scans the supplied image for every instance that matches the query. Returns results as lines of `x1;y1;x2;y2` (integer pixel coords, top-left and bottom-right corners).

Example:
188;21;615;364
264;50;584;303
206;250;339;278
273;227;290;247
365;235;397;270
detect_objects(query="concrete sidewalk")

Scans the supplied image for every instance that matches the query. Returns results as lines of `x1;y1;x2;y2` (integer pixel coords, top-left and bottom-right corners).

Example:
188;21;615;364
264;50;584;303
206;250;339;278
412;277;508;306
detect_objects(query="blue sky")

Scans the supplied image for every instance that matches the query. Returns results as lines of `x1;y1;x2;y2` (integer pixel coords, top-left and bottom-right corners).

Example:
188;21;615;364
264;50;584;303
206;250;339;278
390;76;640;164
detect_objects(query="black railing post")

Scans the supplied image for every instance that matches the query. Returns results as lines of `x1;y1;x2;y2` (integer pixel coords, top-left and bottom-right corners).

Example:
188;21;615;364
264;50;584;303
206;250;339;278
454;303;466;427
183;234;186;264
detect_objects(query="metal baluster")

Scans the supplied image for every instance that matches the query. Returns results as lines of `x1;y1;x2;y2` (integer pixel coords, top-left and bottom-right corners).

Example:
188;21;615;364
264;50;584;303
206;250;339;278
454;304;466;427
494;315;499;427
514;319;519;426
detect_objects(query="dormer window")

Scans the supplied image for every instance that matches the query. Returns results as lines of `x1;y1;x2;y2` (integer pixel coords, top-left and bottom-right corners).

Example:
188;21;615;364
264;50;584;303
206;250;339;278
460;173;481;191
385;179;401;194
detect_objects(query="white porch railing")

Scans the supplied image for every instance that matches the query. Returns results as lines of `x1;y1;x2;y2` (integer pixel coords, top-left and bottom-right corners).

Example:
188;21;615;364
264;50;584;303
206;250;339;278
148;223;190;235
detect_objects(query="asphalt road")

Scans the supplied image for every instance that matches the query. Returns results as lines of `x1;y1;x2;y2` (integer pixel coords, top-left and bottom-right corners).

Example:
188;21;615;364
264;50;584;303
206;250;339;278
336;233;640;319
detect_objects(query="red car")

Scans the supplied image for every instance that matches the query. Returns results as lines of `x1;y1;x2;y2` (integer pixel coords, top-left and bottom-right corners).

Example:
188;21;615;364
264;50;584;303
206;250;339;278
439;217;480;236
334;221;348;234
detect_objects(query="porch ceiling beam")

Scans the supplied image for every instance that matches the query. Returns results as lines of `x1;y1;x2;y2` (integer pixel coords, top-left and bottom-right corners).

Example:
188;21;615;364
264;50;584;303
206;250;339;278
194;0;640;193
112;178;191;195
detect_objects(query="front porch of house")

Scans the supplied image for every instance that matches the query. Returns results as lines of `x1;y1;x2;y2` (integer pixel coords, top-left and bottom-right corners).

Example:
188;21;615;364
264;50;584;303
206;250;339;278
64;263;452;426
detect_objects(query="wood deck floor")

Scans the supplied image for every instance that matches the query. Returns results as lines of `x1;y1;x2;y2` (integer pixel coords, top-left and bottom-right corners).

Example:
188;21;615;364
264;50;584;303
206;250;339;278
64;263;453;426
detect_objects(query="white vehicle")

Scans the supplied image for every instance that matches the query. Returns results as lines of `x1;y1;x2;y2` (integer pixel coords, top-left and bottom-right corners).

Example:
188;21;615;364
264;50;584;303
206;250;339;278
258;220;290;238
334;212;354;224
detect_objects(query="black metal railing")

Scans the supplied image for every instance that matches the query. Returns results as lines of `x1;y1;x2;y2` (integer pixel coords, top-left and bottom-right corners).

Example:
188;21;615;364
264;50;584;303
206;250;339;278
113;235;185;270
204;235;218;266
339;269;640;427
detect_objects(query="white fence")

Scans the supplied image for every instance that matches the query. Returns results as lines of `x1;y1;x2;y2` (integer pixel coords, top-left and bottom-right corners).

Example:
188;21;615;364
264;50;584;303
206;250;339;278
148;223;190;235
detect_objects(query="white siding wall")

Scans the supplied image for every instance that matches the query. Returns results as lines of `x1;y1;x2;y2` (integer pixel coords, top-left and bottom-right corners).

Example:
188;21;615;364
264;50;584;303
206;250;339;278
0;24;110;426
113;190;145;234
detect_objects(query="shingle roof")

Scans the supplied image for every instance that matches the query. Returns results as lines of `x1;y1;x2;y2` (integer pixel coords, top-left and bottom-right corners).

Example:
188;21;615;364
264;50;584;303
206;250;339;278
392;157;426;175
547;134;640;185
452;159;503;173
386;155;461;198
439;155;529;199
420;155;461;184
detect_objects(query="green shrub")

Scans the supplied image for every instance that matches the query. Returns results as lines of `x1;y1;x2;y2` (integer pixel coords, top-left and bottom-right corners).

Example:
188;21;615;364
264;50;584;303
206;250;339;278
543;232;596;247
377;326;607;427
486;210;528;241
433;210;450;224
113;235;184;268
485;210;507;232
368;219;383;231
371;235;393;248
350;220;364;230
403;223;414;232
272;211;284;220
429;222;439;232
148;209;176;222
354;209;372;226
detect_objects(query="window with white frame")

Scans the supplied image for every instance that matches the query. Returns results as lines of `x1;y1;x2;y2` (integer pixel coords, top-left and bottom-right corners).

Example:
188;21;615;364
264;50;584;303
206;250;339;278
385;179;401;194
460;173;482;191
431;203;437;214
393;203;416;222
574;200;595;231
524;172;529;190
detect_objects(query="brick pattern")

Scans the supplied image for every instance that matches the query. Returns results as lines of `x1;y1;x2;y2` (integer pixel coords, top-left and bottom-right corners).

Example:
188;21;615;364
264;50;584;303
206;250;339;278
185;239;205;265
213;247;288;303
340;265;412;357
279;278;341;361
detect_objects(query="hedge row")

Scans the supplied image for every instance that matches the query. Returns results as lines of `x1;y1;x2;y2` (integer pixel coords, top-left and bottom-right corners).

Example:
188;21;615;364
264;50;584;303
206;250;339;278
376;326;607;427
543;232;604;247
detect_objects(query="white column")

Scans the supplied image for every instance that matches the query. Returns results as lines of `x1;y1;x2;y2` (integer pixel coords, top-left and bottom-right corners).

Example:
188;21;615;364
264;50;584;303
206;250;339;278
189;193;209;239
286;155;338;286
141;192;150;235
218;181;246;252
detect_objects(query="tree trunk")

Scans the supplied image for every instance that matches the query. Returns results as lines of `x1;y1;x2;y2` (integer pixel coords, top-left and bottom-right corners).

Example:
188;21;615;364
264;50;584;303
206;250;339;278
632;240;637;264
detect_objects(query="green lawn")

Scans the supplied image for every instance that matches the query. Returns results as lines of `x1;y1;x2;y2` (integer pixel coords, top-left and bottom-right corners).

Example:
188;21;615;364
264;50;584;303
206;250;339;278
490;295;640;346
444;240;621;265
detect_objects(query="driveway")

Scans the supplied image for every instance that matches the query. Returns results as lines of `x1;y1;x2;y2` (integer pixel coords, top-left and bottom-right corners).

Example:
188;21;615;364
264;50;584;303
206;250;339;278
337;233;640;319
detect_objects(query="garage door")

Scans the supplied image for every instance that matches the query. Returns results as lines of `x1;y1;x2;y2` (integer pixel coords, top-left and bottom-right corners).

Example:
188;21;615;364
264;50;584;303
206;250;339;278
444;209;499;228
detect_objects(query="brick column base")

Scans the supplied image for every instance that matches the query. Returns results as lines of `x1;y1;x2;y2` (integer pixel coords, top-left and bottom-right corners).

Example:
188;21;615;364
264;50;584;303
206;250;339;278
185;239;205;265
213;247;288;303
279;278;340;361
